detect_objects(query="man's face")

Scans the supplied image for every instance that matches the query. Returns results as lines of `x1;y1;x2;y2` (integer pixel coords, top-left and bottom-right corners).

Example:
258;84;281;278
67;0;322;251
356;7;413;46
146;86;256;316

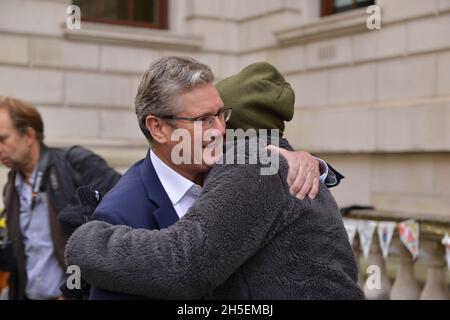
164;83;226;174
0;109;32;169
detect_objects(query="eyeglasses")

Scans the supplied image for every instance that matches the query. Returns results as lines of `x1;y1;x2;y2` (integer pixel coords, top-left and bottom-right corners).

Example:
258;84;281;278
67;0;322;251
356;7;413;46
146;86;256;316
160;107;232;128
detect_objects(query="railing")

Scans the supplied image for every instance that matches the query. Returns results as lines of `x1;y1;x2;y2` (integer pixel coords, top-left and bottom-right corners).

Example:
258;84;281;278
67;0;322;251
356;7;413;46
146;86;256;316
343;209;450;300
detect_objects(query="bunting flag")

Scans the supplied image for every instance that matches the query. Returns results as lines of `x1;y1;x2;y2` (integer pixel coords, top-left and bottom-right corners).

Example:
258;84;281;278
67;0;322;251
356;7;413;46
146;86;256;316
399;219;420;259
377;221;396;260
442;233;450;276
343;219;358;245
358;220;377;260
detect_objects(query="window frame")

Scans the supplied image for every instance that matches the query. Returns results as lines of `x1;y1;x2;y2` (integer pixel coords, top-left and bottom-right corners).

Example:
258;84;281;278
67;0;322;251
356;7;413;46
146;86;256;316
76;0;168;30
321;0;375;17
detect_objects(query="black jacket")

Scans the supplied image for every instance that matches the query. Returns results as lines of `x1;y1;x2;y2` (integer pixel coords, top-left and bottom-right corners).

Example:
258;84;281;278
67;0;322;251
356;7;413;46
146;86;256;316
0;144;121;300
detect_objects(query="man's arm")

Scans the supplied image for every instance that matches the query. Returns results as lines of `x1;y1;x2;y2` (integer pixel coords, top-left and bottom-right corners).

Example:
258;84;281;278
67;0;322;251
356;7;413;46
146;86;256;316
65;158;291;299
269;139;344;199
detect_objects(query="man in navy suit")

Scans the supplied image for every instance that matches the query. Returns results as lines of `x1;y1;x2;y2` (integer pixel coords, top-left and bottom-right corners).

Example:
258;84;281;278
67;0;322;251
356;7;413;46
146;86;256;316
89;56;342;299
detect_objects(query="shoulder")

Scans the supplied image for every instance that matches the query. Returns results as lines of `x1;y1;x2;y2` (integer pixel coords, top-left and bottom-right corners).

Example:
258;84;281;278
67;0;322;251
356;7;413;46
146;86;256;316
49;145;108;165
64;145;101;164
92;159;155;226
95;159;144;204
46;145;96;167
208;136;289;189
101;162;142;199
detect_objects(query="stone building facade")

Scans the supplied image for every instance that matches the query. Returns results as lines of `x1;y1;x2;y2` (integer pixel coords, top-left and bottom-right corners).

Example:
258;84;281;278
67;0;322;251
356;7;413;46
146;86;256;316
1;0;449;220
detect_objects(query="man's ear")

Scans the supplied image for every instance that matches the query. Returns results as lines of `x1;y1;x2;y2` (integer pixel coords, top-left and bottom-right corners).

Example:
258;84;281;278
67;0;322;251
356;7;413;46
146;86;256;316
145;115;171;144
23;127;37;147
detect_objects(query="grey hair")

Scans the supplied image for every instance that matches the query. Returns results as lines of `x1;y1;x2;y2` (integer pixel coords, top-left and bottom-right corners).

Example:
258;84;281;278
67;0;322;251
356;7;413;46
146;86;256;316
135;56;215;142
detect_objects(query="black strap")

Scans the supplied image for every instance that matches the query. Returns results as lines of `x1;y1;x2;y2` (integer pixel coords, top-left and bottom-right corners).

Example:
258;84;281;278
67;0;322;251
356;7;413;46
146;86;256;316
21;145;50;234
30;144;50;211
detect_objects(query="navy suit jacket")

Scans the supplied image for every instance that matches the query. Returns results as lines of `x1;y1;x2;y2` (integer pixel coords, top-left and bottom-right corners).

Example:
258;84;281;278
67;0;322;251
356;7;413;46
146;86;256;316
89;150;179;299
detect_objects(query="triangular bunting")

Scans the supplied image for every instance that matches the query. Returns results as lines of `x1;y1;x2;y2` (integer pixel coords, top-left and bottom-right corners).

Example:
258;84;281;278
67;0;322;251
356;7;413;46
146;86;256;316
377;221;396;260
343;218;358;246
358;220;377;260
399;219;420;259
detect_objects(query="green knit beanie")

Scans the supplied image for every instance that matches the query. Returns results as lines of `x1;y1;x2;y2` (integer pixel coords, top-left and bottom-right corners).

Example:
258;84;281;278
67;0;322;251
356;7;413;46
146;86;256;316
216;62;295;133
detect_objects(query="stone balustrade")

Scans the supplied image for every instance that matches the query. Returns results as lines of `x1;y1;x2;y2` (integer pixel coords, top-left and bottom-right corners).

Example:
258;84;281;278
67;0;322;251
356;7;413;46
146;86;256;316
343;209;450;300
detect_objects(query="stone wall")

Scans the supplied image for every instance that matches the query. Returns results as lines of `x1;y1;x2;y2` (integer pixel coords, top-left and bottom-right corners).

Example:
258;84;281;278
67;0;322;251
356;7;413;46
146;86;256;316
1;0;449;217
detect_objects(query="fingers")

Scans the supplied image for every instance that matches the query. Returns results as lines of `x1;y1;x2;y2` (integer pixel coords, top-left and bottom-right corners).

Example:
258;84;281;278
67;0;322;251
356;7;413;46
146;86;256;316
266;146;320;199
293;160;320;200
287;162;298;187
290;163;307;197
308;177;320;200
296;169;314;200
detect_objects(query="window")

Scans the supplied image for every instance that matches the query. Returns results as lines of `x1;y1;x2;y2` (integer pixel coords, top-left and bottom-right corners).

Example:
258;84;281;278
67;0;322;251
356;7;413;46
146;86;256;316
73;0;168;29
321;0;375;16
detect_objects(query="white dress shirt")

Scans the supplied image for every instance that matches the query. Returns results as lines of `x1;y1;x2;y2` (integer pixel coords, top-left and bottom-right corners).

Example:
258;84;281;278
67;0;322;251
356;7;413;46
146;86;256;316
150;150;331;219
315;157;336;186
150;150;202;219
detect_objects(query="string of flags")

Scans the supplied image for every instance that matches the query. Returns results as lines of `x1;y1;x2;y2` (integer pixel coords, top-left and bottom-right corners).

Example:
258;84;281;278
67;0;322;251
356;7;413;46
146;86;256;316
343;218;450;274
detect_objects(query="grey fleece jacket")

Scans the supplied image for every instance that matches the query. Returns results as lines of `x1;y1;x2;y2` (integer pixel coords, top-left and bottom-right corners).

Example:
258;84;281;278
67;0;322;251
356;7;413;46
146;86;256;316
65;138;364;300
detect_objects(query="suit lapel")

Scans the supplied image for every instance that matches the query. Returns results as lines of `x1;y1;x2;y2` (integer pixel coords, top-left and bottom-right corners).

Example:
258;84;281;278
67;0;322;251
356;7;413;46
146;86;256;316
140;150;179;229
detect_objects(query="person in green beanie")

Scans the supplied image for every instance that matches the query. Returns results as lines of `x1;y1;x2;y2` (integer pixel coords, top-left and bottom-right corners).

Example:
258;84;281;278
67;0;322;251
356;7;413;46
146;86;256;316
217;61;295;133
64;59;362;300
216;61;343;189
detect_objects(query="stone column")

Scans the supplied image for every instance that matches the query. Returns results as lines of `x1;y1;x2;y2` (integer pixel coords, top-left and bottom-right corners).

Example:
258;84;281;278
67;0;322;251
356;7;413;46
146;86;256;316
420;236;450;300
352;235;365;289
390;237;421;299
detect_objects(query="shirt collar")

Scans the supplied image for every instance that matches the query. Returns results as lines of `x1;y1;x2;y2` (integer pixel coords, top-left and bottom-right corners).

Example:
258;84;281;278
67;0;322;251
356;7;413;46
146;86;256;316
14;165;38;190
150;149;198;206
